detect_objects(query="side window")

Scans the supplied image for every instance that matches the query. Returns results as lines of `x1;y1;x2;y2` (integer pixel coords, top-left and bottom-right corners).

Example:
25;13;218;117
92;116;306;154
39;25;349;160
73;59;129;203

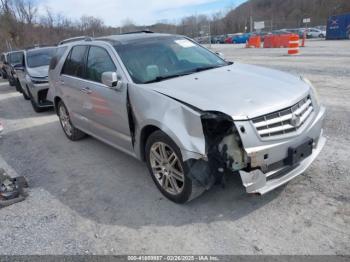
86;46;116;83
50;46;67;70
62;45;88;78
9;52;24;65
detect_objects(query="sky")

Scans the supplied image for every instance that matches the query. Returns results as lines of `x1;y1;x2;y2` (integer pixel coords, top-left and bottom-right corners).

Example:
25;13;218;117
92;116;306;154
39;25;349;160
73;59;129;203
37;0;247;26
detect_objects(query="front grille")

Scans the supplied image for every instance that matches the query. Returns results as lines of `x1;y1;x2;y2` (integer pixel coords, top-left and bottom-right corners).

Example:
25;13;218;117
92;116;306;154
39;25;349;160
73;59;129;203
252;95;314;139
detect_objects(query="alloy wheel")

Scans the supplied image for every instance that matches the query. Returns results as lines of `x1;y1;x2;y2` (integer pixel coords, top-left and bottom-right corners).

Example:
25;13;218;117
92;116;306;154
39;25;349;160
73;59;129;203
59;105;72;136
149;142;185;195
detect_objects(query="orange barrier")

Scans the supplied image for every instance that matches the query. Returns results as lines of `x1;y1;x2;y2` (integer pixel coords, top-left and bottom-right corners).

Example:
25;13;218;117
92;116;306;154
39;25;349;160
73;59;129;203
288;34;300;55
279;34;291;48
264;34;291;48
246;35;261;48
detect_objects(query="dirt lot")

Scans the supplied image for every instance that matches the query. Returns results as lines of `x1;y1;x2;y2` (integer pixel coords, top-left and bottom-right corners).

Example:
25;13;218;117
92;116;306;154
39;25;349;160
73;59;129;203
0;39;349;255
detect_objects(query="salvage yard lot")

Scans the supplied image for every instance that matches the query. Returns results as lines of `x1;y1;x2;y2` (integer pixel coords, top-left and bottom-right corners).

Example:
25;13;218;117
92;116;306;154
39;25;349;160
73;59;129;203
0;39;349;255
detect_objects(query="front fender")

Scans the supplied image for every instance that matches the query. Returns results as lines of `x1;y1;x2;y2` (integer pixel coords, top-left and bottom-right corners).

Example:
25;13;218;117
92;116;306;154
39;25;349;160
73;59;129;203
128;84;206;161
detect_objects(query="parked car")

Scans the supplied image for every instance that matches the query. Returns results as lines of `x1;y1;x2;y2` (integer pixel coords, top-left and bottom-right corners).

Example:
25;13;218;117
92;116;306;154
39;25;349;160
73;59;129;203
48;33;326;203
224;34;235;43
0;53;8;79
14;46;56;112
3;50;24;90
272;29;292;35
285;28;305;38
232;33;252;44
211;35;226;44
307;28;326;38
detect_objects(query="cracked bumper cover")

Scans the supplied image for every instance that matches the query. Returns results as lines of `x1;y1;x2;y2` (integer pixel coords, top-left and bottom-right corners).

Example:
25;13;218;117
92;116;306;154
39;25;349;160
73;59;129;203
239;106;326;195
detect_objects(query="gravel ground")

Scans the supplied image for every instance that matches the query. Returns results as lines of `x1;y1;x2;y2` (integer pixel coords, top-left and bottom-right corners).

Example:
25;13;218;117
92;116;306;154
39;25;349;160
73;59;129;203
0;39;349;255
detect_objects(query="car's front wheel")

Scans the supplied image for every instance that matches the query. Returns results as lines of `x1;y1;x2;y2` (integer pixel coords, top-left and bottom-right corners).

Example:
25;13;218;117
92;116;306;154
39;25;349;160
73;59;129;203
145;130;205;204
22;88;30;100
57;101;86;141
8;77;15;86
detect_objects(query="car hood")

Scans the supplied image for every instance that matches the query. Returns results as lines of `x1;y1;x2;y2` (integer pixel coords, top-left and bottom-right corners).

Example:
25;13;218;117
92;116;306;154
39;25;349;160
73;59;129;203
147;63;311;120
27;65;49;78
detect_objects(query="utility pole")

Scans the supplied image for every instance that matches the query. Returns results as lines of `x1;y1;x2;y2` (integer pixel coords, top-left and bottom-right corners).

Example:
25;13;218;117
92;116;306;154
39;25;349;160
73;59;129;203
250;0;253;33
250;16;253;32
208;21;211;48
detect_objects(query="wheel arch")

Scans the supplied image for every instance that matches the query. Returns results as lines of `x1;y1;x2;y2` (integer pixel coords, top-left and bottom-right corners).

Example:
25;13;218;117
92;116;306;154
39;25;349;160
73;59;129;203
54;96;62;115
139;125;161;161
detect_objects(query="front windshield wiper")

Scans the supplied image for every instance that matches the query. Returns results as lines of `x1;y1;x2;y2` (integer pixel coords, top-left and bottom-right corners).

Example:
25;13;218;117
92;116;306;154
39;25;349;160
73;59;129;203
144;72;192;84
192;65;223;73
143;65;227;84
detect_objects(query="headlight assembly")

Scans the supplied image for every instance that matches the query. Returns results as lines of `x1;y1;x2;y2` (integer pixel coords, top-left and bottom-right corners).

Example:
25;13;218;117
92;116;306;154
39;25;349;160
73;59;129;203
300;76;320;104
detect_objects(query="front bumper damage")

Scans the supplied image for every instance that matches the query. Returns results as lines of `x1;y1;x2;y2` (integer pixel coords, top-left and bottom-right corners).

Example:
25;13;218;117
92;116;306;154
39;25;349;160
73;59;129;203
238;106;326;195
240;133;326;194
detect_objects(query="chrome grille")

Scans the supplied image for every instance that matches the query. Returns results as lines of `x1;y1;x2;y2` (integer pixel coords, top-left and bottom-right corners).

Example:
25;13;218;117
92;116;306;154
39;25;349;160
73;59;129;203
252;96;314;139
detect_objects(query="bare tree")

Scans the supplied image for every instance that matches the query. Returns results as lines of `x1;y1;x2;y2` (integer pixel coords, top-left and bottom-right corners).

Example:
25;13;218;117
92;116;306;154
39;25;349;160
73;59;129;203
14;0;37;24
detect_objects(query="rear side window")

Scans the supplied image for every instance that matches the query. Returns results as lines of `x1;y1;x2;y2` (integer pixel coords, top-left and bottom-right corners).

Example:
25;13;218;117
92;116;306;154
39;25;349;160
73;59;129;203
62;45;88;78
9;52;24;65
49;46;67;70
86;46;116;83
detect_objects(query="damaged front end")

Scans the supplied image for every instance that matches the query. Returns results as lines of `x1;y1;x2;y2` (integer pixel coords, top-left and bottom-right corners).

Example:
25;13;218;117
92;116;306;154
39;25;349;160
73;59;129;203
186;111;248;189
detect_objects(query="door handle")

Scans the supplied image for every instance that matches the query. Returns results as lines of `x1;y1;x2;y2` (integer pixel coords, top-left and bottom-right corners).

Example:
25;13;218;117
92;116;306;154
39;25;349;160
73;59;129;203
81;87;92;94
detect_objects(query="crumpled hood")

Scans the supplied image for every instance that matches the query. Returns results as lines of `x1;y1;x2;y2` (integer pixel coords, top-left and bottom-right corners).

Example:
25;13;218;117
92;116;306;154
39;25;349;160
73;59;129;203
27;65;49;78
148;63;311;120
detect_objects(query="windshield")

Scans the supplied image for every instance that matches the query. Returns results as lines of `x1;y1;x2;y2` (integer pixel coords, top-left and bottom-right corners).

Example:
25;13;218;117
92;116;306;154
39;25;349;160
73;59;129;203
114;36;228;84
27;48;56;68
9;52;23;65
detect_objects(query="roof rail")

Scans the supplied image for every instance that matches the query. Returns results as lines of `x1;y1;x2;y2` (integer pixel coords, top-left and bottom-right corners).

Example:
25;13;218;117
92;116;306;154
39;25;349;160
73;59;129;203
25;44;55;50
121;30;154;35
58;36;92;45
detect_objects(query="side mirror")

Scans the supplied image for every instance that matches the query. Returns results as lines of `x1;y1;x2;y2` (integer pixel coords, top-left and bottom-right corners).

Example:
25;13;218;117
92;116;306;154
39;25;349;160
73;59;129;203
215;52;225;60
14;64;24;71
101;72;122;90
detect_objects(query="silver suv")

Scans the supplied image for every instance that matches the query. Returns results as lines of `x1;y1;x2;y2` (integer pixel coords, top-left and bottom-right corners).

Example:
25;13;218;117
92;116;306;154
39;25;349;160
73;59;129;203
48;33;326;203
15;46;56;112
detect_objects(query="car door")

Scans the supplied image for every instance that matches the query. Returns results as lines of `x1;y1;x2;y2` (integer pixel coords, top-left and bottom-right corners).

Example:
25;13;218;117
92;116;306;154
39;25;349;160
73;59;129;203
60;45;90;131
82;45;133;153
16;53;26;89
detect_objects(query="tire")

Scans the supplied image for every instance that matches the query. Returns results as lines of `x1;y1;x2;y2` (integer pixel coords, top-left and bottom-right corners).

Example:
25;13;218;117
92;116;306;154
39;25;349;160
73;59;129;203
57;100;86;141
319;34;324;38
145;130;205;204
15;80;23;93
1;71;7;79
22;86;30;100
8;77;15;86
27;86;43;113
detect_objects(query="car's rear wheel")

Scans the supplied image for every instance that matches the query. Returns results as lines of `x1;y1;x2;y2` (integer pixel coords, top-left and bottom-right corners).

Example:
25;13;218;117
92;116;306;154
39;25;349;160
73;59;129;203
145;130;205;204
57;101;86;141
319;34;324;38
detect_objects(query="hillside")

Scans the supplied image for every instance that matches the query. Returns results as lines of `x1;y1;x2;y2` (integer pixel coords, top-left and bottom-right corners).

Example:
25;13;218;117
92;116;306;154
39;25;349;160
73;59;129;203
222;0;350;32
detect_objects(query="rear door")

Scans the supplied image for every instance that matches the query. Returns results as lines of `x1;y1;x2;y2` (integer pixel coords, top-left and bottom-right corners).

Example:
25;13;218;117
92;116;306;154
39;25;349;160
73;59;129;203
60;45;90;131
82;45;133;153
